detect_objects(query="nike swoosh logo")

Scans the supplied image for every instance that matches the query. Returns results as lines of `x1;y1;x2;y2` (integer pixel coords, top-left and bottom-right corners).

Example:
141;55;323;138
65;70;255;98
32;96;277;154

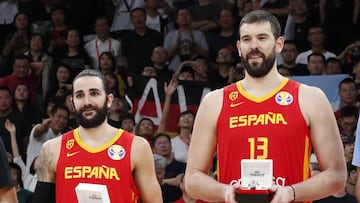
230;102;245;107
66;151;80;157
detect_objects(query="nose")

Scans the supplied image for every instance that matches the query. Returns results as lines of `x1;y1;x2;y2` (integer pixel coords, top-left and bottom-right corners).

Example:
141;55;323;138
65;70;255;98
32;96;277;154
249;39;260;50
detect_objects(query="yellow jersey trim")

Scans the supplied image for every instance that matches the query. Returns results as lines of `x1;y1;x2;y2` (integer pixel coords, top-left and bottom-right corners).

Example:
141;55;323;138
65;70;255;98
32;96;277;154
74;128;124;153
236;78;289;103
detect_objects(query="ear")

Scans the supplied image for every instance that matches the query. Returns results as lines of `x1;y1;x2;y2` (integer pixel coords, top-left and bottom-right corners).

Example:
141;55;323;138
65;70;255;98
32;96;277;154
236;40;242;57
275;36;284;54
107;93;114;108
71;96;75;109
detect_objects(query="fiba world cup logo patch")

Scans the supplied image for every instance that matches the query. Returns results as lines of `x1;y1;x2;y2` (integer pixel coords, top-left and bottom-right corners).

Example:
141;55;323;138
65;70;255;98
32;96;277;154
275;91;293;106
108;145;126;160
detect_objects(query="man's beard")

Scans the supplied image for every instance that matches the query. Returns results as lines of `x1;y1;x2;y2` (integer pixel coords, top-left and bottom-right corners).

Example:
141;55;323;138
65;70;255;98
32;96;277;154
75;100;108;129
243;48;276;78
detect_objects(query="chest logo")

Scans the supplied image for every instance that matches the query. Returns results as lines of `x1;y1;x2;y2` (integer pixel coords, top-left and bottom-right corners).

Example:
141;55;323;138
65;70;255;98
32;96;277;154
275;91;293;106
108;145;126;160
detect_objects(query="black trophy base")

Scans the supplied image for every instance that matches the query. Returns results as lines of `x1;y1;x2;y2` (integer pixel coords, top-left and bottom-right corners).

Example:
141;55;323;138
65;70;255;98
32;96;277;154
236;188;270;203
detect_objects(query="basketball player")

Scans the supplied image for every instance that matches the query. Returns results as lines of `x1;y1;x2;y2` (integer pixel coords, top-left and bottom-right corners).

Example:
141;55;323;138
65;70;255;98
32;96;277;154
32;69;162;202
184;10;347;203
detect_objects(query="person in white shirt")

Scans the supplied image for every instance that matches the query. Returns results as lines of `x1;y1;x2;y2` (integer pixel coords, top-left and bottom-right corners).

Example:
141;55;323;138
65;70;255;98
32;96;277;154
295;25;336;65
84;16;122;69
25;104;69;174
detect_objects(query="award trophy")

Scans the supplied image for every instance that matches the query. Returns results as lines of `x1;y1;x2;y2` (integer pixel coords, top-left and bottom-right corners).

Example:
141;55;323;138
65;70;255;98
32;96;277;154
236;159;273;203
75;183;111;203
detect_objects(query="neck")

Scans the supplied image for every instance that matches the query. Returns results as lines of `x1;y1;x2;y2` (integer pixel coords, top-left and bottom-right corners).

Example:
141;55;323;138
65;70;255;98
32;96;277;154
30;49;41;58
16;101;25;112
0;108;12;117
78;122;117;148
311;45;325;53
135;27;147;36
179;26;192;32
68;46;78;55
242;67;284;98
146;9;158;17
220;28;234;37
292;14;306;23
97;36;109;42
282;61;296;69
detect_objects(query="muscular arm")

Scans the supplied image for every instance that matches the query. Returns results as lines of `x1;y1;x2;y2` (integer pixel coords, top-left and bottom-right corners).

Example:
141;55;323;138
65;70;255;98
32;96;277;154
288;85;347;201
185;89;235;202
32;138;60;202
132;136;163;203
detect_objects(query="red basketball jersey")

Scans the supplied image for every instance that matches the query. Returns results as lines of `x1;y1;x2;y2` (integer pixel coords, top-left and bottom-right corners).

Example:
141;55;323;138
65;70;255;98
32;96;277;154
217;78;311;189
56;129;139;203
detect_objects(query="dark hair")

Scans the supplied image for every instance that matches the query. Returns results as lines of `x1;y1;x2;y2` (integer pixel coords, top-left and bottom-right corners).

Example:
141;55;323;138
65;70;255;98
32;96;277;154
94;16;110;28
50;103;70;115
9;162;23;188
12;54;30;66
0;86;12;95
73;69;110;94
338;77;356;90
239;10;281;40
325;57;342;67
177;110;195;123
307;52;325;64
99;51;117;73
119;112;135;126
104;73;121;98
50;3;67;15
340;105;359;119
30;32;45;51
153;132;172;145
130;7;146;17
12;83;32;110
135;117;155;133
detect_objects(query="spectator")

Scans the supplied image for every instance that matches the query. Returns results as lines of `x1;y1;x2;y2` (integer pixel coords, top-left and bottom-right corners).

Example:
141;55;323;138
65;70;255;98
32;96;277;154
334;78;359;113
319;0;360;54
54;28;91;81
336;105;359;137
190;0;221;43
84;16;121;69
150;46;174;82
295;24;336;65
209;8;239;64
5;119;37;192
277;40;309;75
324;57;343;75
284;0;314;52
144;0;171;39
44;63;72;107
110;0;144;39
99;52;127;97
2;12;30;63
164;7;209;71
306;52;325;75
0;138;17;202
153;134;185;203
208;48;234;88
46;5;68;55
122;7;163;75
0;0;18;52
119;112;136;133
12;83;41;128
25;104;69;173
0;86;30;162
135;117;156;145
0;55;40;106
346;164;357;196
9;163;33;203
24;33;53;103
338;37;360;74
261;0;289;33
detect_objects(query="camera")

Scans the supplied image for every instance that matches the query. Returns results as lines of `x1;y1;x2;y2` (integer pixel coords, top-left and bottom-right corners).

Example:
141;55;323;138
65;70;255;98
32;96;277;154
351;46;360;53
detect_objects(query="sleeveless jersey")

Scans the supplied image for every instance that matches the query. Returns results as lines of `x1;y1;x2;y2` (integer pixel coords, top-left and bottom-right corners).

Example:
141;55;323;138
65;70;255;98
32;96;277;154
217;78;311;190
56;128;139;203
